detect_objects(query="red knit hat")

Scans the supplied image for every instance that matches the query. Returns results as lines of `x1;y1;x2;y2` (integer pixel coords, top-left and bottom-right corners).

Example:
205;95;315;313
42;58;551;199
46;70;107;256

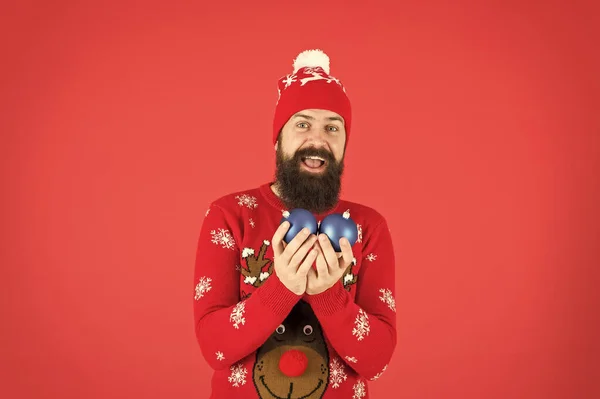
272;49;352;145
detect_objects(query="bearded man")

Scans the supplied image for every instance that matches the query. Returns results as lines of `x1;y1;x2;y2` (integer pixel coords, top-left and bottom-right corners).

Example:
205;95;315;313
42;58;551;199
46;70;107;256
193;49;397;399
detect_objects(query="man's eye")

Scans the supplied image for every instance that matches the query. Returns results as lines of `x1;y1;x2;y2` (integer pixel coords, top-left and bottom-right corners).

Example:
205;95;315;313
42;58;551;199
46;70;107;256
297;122;308;128
327;126;338;132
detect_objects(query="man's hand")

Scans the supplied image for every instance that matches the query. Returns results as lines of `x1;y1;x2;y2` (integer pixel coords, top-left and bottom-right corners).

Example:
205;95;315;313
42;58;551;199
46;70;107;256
306;234;354;295
272;221;319;295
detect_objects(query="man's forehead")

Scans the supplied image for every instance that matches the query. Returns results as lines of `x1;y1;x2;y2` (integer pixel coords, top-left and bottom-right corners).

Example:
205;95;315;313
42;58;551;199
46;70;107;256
291;109;345;123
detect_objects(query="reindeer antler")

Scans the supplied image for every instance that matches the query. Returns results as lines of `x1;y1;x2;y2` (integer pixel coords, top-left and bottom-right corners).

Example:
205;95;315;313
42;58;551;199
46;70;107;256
241;240;273;287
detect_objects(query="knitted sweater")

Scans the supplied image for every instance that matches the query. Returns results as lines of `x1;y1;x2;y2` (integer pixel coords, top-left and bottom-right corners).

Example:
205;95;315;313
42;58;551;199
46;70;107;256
193;181;397;398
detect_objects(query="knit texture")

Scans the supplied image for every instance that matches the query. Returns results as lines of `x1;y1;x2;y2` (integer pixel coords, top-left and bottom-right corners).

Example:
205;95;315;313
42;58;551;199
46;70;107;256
273;49;352;145
193;182;397;398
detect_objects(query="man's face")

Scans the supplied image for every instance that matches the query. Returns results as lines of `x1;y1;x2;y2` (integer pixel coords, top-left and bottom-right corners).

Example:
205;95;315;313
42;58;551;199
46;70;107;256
274;109;347;214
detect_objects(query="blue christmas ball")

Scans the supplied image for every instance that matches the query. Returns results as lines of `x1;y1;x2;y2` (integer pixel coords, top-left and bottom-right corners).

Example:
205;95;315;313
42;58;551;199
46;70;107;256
319;210;358;252
280;208;318;244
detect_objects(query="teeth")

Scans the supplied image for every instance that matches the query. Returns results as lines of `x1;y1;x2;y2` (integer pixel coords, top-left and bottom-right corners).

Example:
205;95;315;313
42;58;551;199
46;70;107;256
306;156;325;161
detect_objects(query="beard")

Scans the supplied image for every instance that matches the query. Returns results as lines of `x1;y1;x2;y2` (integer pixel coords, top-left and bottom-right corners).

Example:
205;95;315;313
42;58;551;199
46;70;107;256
274;145;345;214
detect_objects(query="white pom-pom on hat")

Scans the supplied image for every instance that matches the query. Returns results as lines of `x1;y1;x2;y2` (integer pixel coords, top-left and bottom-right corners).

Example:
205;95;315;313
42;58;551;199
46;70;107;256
293;49;330;74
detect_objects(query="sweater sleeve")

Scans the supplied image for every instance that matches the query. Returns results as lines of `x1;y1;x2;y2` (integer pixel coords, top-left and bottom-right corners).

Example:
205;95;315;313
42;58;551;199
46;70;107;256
303;217;397;380
193;203;302;371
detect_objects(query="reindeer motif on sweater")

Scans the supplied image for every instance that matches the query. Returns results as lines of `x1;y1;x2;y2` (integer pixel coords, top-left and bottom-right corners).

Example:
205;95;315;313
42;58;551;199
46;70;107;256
240;240;274;288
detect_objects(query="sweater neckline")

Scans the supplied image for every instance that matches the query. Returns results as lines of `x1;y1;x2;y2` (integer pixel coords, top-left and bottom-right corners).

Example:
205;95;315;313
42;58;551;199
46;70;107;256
259;181;344;220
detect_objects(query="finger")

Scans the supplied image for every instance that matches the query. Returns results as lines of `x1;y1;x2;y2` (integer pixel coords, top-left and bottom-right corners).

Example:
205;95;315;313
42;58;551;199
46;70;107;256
306;266;318;282
318;234;339;272
315;246;329;277
339;237;354;268
297;247;319;277
288;234;318;270
272;221;291;257
283;227;313;260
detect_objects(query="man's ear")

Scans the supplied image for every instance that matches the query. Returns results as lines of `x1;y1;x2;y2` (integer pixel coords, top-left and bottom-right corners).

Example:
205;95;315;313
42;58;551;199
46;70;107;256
274;140;278;151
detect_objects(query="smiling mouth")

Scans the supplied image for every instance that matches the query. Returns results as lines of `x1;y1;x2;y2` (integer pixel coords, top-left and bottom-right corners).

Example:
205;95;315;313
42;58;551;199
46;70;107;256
300;156;327;171
259;375;324;399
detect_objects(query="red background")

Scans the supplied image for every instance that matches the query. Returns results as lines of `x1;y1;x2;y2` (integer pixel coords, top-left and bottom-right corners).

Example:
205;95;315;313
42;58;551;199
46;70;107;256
1;1;599;398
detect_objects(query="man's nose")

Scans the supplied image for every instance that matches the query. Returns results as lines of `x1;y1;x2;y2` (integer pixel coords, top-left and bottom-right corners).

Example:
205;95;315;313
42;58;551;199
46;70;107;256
305;125;330;142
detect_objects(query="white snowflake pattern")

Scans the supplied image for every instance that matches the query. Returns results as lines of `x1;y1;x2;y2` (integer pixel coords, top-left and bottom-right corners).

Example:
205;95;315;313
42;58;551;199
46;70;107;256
352;380;367;398
194;277;212;300
235;194;258;209
228;363;248;387
352;309;370;341
329;357;348;388
357;224;363;243
230;301;246;329
379;288;396;312
249;218;255;228
370;364;387;381
366;253;377;262
216;351;225;361
345;356;358;363
211;228;236;250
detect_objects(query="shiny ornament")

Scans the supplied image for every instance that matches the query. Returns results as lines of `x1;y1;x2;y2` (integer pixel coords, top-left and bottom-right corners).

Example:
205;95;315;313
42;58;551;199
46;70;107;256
319;210;358;252
280;209;318;244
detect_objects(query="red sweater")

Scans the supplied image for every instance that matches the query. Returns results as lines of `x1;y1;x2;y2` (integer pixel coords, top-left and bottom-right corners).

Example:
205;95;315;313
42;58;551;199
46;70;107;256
193;182;397;398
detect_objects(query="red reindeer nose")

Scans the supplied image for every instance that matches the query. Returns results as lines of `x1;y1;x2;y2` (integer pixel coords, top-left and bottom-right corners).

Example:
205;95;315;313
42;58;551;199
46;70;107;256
278;349;308;377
